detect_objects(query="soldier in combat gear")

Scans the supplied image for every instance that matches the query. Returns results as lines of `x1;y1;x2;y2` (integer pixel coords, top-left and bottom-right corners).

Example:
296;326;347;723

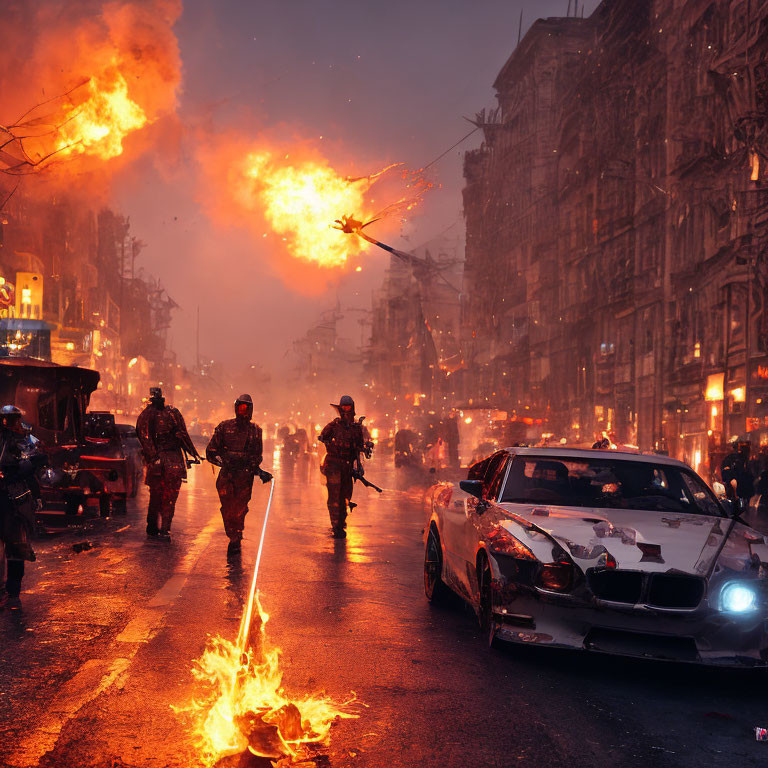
319;395;373;538
0;405;46;603
206;394;273;554
136;387;199;539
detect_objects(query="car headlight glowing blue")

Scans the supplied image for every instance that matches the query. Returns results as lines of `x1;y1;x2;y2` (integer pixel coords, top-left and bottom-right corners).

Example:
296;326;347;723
720;582;758;613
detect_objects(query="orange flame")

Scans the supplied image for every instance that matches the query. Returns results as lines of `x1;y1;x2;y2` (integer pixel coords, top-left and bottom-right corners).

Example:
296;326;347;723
0;0;181;172
177;592;356;766
222;145;427;269
53;70;148;160
244;151;374;267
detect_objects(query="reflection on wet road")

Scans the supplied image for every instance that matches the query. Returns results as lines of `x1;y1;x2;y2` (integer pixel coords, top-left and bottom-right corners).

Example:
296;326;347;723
1;449;767;768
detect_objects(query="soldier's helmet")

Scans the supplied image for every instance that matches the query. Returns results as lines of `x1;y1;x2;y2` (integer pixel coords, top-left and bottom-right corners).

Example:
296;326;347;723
235;393;253;419
149;387;163;399
0;404;23;431
332;394;355;417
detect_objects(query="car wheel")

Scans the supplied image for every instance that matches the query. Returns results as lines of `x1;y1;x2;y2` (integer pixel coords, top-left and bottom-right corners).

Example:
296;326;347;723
478;553;499;648
424;526;448;602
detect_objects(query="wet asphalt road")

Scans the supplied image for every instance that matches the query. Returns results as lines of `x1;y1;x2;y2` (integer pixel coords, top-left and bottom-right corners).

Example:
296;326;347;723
1;447;768;768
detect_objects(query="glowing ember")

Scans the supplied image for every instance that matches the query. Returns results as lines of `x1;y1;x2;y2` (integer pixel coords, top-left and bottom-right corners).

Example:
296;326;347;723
54;71;147;160
178;592;356;767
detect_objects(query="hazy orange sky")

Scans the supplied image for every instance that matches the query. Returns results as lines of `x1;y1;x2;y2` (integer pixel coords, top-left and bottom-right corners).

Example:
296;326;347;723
104;0;601;373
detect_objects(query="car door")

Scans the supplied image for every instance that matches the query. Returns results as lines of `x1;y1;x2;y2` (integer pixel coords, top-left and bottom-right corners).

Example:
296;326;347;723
444;452;508;595
440;456;489;588
466;452;509;533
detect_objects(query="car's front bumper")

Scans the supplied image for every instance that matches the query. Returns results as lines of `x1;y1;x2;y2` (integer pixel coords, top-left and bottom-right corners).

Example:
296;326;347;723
489;555;768;666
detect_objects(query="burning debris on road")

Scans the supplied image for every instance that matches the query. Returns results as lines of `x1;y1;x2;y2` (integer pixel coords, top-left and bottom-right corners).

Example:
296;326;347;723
178;591;357;768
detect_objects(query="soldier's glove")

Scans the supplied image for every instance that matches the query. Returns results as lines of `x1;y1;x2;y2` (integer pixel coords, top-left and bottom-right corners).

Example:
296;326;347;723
363;441;374;459
257;468;273;484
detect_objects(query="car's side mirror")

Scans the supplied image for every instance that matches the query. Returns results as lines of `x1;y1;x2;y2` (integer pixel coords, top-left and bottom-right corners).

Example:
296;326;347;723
711;482;738;516
459;479;484;499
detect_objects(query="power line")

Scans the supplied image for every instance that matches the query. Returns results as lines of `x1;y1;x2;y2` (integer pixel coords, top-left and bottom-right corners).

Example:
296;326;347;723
421;126;480;172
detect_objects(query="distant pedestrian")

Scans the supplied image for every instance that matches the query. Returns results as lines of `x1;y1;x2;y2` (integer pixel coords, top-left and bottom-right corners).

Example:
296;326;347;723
425;436;448;474
720;437;755;515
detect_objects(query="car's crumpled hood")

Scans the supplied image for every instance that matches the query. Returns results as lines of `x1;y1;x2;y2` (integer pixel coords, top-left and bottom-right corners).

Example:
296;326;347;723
495;503;731;575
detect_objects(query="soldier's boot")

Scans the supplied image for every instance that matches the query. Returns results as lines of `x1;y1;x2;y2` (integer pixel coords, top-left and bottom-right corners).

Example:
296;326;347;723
328;502;346;538
146;510;160;536
227;538;242;554
159;512;173;539
146;479;163;536
158;482;181;538
5;560;24;598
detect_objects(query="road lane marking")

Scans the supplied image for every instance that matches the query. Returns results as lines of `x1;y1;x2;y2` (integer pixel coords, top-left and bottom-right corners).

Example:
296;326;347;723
6;516;220;768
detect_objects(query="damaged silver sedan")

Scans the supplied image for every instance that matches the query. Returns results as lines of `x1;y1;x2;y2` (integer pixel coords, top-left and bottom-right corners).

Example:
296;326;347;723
424;447;768;666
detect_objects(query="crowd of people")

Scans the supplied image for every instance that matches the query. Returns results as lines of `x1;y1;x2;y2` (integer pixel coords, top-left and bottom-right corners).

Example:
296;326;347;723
394;414;461;473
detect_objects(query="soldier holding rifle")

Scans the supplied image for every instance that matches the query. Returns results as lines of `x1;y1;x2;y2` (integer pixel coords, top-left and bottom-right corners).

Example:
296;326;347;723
206;394;273;554
136;387;200;539
319;395;377;539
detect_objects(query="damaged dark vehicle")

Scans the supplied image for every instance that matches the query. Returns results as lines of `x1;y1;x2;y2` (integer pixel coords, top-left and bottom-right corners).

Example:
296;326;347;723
0;358;127;517
424;447;768;666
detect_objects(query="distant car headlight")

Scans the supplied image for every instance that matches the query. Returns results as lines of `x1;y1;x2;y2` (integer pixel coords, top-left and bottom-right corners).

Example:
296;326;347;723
720;582;758;613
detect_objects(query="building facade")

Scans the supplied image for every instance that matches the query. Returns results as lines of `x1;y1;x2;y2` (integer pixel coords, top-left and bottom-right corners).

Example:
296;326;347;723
0;188;177;414
461;0;768;477
366;233;463;416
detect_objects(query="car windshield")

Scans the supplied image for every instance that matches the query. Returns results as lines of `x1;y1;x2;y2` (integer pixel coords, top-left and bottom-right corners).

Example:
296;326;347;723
500;455;725;516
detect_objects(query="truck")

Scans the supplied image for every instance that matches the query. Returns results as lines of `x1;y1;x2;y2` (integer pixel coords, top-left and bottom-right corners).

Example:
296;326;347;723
0;357;133;519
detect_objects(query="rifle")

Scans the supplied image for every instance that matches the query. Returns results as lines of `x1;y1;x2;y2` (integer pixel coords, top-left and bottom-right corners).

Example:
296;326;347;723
352;467;383;493
181;446;202;470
